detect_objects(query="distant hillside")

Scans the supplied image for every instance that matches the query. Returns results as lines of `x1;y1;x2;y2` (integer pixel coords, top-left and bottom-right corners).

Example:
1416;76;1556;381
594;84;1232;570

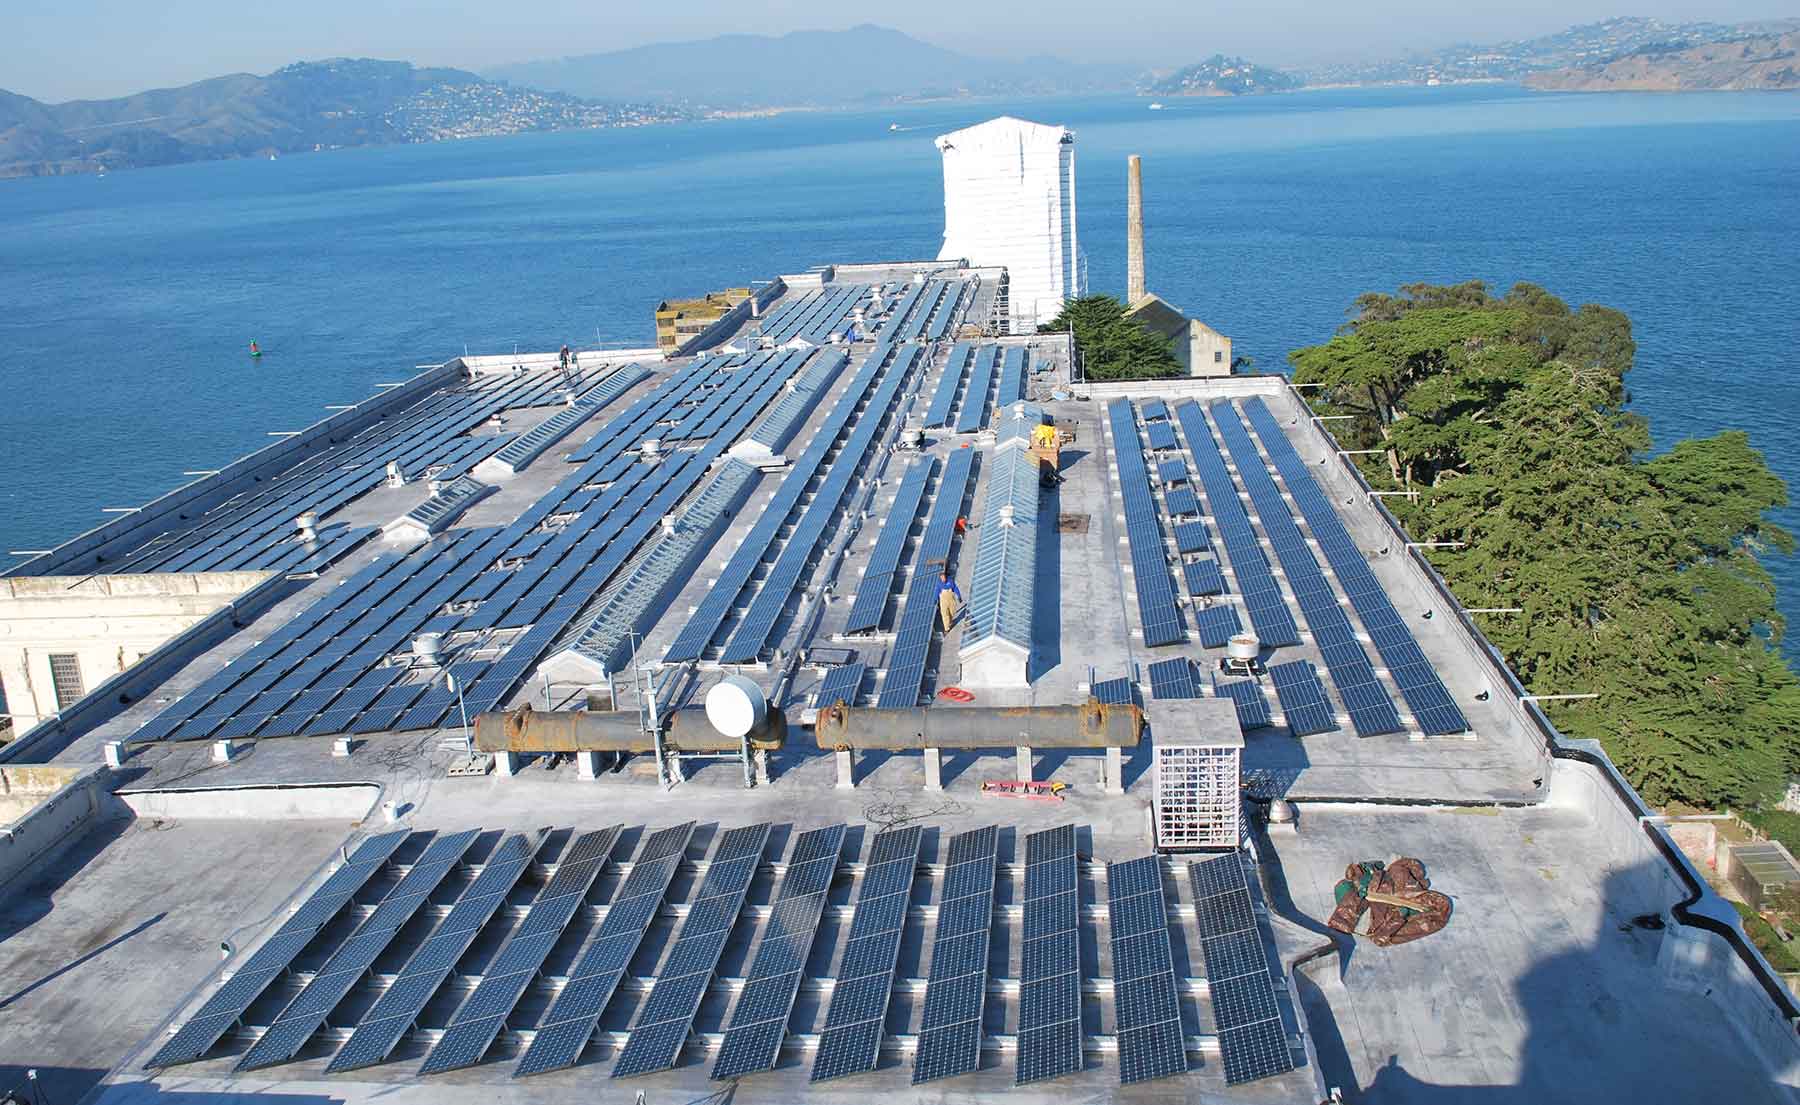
0;58;686;179
1306;16;1800;86
487;24;1135;108
1525;32;1800;91
1143;55;1302;96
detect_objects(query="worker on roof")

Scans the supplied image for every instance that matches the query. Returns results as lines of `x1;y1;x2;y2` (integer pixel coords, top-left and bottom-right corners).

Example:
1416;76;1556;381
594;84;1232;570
937;569;962;631
1032;421;1057;450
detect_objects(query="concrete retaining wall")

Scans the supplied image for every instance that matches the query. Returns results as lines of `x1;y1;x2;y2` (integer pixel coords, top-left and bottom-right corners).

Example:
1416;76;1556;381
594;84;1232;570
116;781;381;821
0;763;113;892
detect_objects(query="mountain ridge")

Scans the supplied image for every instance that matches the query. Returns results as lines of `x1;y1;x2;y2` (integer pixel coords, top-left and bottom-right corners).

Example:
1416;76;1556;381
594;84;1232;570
484;24;1136;107
0;58;683;179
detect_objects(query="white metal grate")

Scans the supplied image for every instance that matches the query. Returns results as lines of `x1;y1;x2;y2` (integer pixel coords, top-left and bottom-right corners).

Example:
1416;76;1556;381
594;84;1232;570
1154;743;1240;849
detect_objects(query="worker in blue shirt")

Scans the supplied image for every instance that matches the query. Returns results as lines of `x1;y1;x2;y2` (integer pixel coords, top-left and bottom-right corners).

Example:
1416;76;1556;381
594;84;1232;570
937;569;963;631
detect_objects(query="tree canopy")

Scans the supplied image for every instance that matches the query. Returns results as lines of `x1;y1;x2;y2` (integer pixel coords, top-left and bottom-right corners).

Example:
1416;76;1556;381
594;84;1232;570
1041;295;1182;381
1291;280;1800;809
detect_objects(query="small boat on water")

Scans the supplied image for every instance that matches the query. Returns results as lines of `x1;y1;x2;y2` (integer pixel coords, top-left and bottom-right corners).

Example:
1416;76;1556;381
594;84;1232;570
1149;102;1165;110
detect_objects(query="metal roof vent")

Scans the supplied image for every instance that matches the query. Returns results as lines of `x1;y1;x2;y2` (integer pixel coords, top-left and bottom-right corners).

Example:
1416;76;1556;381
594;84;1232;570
385;460;406;487
295;511;318;542
642;438;662;458
413;632;444;665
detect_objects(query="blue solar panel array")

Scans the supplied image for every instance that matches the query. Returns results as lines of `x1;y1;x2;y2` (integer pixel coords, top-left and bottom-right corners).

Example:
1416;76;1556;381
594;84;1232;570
1147;658;1200;700
1016;824;1083;1085
1184;559;1226;598
664;343;903;663
1213;676;1273;730
1105;856;1187;1085
996;347;1030;404
1241;398;1469;735
811;825;923;1083
418;826;624;1075
1188;854;1295;1086
1173;401;1301;648
844;459;935;634
327;832;540;1073
29;363;614;580
144;828;409;1069
1266;660;1337;736
924;343;973;428
711;824;847;1080
815;661;867;709
236;828;481;1071
1106;401;1185;647
717;347;923;663
758;285;871;346
912;825;999;1085
1193;603;1243;647
1211;402;1403;738
955;347;1000;434
876;446;976;708
611;823;771;1079
137;347;807;742
513;822;696;1077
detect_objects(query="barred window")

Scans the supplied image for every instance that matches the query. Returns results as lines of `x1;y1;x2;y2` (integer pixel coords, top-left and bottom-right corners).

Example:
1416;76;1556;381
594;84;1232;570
48;653;84;710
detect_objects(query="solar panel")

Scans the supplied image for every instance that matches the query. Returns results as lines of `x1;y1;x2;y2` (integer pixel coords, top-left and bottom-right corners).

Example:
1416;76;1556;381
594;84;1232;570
1186;857;1295;1086
144;828;409;1069
1240;398;1468;735
1193;603;1242;647
1267;661;1337;736
710;824;846;1080
1105;856;1186;1084
1147;658;1199;700
1016;825;1082;1085
1141;399;1169;421
1091;676;1134;705
237;829;481;1071
996;347;1029;404
417;827;623;1075
924;344;973;428
911;825;998;1085
815;662;866;709
1172;402;1302;649
1165;486;1200;516
326;832;541;1073
877;446;976;707
844;458;935;633
955;347;999;433
1156;458;1189;485
718;348;920;663
611;823;771;1078
1185;559;1227;598
1107;401;1185;647
1173;521;1210;554
811;824;923;1082
665;343;896;663
1211;401;1404;738
1145;420;1178;451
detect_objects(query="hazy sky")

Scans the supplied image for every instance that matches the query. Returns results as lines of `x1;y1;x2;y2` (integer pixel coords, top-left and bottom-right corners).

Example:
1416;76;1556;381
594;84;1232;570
8;0;1798;101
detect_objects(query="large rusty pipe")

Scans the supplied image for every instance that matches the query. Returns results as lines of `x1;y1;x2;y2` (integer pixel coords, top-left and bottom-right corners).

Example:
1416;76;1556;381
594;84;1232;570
474;705;785;754
812;699;1141;751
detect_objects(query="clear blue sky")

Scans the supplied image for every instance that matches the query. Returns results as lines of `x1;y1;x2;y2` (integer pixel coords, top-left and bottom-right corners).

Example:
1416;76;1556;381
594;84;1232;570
8;0;1798;101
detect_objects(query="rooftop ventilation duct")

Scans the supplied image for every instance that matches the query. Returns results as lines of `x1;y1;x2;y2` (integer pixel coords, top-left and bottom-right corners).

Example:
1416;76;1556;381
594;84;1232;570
295;511;318;542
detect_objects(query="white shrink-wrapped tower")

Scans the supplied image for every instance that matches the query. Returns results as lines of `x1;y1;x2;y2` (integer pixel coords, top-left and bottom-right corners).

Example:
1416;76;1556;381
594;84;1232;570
935;116;1081;333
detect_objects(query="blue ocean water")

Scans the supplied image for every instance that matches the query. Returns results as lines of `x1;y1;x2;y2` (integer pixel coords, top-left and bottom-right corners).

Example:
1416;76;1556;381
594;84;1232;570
2;84;1797;659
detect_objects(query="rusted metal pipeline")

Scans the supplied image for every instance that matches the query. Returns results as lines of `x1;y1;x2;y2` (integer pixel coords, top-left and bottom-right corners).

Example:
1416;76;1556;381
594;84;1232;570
812;699;1142;751
473;704;785;754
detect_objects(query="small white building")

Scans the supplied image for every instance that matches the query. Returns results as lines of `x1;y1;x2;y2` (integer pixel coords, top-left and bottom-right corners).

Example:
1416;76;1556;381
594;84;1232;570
935;116;1083;333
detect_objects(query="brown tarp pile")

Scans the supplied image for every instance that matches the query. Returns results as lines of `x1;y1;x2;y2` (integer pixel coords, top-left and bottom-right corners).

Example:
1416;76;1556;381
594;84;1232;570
1327;857;1452;946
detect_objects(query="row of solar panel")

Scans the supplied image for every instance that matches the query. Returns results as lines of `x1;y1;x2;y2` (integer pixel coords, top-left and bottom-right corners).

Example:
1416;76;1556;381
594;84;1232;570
1240;398;1469;735
1107;401;1186;647
664;343;912;663
1210;402;1403;738
135;352;803;741
876;446;978;707
1187;853;1296;1086
84;361;615;577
